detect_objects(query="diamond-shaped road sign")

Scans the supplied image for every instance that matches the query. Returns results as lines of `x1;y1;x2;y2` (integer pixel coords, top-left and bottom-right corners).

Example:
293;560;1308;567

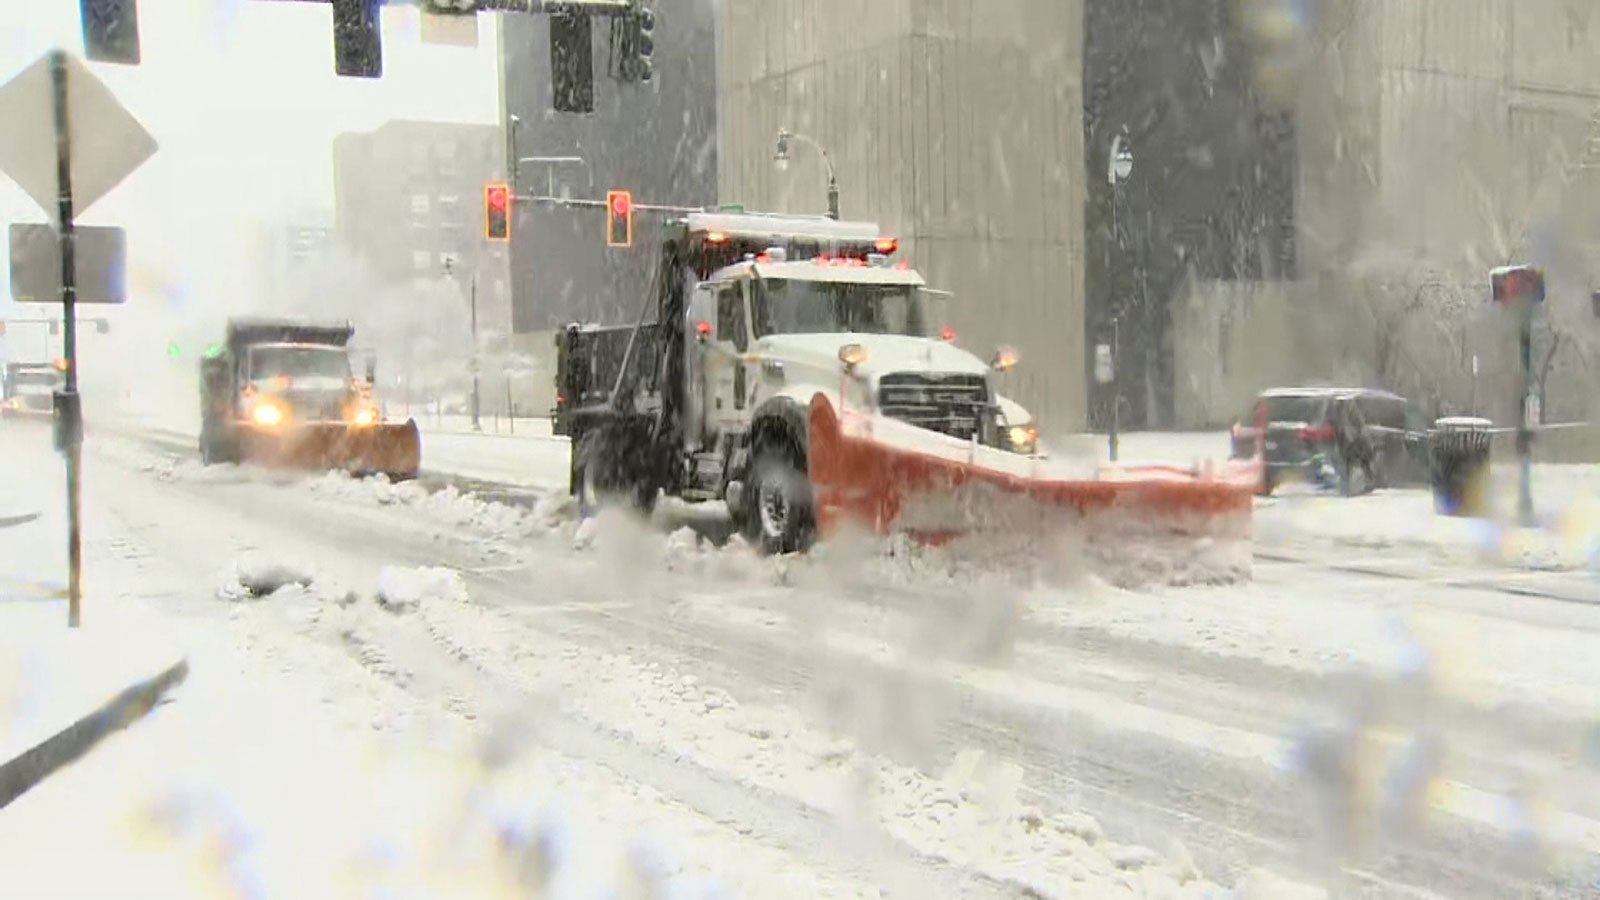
0;50;157;224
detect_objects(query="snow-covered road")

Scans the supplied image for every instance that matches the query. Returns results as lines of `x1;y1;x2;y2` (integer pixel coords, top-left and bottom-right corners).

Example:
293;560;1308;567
5;417;1600;897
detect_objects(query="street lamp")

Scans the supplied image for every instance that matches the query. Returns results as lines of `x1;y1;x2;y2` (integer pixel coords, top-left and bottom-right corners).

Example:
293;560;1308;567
774;128;839;220
1105;130;1133;462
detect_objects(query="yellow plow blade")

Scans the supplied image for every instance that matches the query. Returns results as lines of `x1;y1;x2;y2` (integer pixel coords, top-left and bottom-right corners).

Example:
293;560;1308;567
239;419;420;480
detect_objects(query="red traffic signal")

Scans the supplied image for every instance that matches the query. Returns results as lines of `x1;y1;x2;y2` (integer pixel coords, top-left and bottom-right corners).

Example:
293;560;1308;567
1491;264;1545;305
606;189;634;248
484;182;510;241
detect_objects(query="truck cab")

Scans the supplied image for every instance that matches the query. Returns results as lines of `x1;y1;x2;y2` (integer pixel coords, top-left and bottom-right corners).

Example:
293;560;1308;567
562;209;1039;553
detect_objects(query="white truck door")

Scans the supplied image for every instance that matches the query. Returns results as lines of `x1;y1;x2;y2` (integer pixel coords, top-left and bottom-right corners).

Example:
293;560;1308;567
707;281;749;438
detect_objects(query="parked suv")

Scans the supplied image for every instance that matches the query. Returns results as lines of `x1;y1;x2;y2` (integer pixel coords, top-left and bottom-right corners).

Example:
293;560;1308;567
1230;387;1430;495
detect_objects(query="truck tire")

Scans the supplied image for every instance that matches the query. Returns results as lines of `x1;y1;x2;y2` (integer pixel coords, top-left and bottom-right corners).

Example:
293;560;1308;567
199;428;238;466
743;443;815;555
574;430;655;519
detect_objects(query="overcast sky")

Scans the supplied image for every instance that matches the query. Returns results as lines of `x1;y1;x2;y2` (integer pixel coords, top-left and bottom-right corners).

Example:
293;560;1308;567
1;0;500;332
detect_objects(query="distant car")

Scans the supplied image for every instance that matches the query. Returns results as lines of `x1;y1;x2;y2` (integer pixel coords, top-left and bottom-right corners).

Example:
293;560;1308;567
1229;387;1430;495
2;361;63;416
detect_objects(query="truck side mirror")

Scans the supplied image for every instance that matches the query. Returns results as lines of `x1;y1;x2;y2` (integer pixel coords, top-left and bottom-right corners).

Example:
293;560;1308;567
365;357;377;385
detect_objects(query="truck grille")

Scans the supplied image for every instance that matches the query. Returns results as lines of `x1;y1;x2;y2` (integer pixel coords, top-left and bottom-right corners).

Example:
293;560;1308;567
877;373;990;441
282;391;347;422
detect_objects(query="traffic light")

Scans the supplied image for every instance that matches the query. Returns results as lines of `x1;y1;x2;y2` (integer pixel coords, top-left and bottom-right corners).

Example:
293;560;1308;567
484;183;511;241
634;3;655;82
166;340;180;359
1492;265;1545;305
606;190;634;248
549;10;595;114
331;0;382;78
79;0;142;65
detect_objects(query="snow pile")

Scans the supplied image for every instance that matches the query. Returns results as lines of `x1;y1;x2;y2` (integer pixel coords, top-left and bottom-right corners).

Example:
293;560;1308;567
303;472;555;542
375;565;469;614
1257;465;1600;573
215;557;355;606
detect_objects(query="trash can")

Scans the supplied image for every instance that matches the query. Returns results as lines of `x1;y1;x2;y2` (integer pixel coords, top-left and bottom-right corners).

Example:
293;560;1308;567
1429;417;1493;516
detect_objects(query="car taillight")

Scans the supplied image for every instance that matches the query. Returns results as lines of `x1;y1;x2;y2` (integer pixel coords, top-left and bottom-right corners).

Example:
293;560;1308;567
1298;423;1336;441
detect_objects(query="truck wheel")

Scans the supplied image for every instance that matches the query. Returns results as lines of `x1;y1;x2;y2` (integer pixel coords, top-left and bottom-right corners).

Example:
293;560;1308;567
574;431;655;520
744;445;814;555
199;430;237;466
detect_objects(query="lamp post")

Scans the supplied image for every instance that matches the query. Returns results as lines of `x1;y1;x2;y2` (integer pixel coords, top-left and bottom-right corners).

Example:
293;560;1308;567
775;128;839;219
443;255;481;432
1106;130;1133;462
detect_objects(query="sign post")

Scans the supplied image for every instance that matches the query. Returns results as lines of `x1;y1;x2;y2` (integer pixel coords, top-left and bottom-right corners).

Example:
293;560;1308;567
0;49;157;627
1491;264;1545;527
49;50;86;627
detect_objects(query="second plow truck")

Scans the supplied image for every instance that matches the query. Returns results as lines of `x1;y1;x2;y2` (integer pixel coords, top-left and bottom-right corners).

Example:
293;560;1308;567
198;317;421;480
560;210;1257;584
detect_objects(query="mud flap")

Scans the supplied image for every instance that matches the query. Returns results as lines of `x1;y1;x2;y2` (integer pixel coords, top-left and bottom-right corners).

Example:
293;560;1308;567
806;394;1258;587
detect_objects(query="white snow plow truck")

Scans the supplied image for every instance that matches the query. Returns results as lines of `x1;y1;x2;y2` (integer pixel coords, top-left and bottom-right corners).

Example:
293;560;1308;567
198;318;421;480
558;210;1256;583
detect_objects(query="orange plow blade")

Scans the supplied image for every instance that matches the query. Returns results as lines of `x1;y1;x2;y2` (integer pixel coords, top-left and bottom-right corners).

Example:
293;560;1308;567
240;419;421;480
806;395;1259;587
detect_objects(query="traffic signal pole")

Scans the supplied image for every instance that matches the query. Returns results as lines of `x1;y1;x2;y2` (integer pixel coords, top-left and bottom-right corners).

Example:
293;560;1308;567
517;193;701;215
49;50;85;628
1516;300;1535;525
470;275;481;432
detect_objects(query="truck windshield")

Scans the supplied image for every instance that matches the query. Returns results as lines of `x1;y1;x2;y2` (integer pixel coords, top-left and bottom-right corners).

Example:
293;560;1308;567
751;279;926;337
248;346;351;382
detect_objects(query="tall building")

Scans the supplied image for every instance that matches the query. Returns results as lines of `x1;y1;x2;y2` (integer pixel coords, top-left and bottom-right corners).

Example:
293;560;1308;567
717;1;1088;433
718;0;1600;433
498;0;717;335
331;120;512;336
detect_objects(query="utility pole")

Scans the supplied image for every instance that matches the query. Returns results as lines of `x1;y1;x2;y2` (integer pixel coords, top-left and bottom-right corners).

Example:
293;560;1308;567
49;50;84;628
470;273;481;431
1516;299;1535;524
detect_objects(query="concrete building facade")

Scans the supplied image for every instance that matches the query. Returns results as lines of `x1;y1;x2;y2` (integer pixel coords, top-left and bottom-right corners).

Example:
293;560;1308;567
720;0;1600;437
331;120;513;336
498;0;718;336
1178;0;1600;431
716;1;1087;434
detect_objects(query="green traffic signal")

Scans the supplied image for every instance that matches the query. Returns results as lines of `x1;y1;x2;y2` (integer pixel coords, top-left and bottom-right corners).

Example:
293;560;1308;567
204;343;223;359
166;340;181;359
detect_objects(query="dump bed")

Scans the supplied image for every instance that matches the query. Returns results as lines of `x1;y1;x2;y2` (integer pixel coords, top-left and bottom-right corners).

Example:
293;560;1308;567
553;322;663;435
225;318;354;356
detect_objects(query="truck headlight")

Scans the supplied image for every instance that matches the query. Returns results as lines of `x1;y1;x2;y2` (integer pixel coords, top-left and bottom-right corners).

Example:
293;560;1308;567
351;406;376;427
1007;423;1039;455
252;401;284;427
